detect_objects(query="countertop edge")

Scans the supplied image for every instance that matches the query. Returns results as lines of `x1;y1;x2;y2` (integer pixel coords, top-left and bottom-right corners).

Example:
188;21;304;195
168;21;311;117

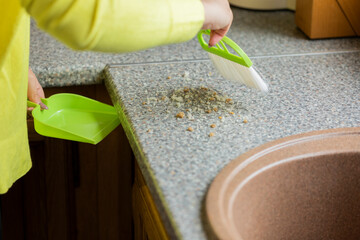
103;67;183;240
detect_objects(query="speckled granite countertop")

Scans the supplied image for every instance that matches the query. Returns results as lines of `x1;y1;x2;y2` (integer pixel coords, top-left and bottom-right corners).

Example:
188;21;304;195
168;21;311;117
31;7;360;240
31;7;360;87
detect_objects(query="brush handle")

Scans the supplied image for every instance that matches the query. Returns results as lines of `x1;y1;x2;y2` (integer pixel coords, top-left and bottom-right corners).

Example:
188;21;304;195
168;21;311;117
197;30;253;68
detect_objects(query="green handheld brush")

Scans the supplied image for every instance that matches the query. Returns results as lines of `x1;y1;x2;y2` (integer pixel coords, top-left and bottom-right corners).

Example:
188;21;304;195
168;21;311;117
198;30;268;92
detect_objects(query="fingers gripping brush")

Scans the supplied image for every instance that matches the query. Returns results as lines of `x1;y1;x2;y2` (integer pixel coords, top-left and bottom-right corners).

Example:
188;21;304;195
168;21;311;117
198;30;268;92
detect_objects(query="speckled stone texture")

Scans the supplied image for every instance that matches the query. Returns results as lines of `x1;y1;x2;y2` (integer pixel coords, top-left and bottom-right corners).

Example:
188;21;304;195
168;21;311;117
105;52;360;240
30;7;360;87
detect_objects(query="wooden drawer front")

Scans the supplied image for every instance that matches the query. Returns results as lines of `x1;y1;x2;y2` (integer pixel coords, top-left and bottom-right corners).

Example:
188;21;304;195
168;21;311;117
132;163;169;240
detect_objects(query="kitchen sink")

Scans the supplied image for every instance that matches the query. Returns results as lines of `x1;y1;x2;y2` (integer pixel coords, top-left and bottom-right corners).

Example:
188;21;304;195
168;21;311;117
207;127;360;240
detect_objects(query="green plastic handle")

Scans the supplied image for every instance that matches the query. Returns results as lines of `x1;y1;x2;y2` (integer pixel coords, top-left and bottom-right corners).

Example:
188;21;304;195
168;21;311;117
27;98;48;109
197;30;253;68
27;100;38;108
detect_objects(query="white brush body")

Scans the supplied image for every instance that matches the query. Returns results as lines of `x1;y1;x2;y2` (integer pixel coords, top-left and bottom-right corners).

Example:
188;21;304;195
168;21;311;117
209;53;268;92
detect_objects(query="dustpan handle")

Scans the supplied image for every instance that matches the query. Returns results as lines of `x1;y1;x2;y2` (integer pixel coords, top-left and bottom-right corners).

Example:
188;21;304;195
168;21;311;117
27;99;48;110
197;30;253;67
27;100;38;108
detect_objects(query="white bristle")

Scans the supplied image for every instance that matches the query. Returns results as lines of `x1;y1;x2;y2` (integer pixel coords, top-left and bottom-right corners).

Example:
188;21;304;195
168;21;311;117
208;53;268;92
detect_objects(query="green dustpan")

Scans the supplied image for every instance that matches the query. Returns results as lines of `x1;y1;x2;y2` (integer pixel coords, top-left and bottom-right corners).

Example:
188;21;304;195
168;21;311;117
28;93;120;144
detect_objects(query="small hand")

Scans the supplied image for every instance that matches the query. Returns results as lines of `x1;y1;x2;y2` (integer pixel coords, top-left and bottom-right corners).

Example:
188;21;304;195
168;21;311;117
27;68;48;110
201;0;233;46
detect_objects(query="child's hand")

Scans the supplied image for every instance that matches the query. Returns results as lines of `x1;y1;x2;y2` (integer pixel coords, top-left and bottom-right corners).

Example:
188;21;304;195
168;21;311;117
201;0;233;46
28;68;47;110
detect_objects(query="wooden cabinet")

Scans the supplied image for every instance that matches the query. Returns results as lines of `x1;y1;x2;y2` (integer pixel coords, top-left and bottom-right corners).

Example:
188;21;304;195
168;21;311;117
132;162;169;240
0;85;133;240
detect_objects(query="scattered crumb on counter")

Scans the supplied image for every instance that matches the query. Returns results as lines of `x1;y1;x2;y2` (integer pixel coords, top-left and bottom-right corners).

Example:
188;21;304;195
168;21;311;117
182;71;189;78
187;127;194;132
210;124;216;128
209;132;215;137
167;76;171;79
218;116;222;119
176;112;185;118
205;109;212;114
142;101;147;105
243;119;248;123
229;112;234;115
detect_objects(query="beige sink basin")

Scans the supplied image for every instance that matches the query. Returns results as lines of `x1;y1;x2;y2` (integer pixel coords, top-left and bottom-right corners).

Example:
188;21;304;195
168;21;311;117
207;127;360;240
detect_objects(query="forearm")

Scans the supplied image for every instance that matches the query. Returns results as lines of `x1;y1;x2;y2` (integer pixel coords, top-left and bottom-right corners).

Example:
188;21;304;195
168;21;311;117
21;0;204;52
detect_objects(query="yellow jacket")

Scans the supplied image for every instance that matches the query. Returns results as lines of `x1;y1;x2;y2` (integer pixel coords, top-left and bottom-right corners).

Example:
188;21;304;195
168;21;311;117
0;0;204;194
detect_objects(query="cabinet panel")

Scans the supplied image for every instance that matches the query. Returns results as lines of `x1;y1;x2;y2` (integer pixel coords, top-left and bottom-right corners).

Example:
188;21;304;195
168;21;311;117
132;162;169;240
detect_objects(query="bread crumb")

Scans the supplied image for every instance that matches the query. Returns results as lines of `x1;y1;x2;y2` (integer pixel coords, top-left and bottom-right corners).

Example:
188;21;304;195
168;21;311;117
147;129;151;133
167;76;171;79
209;97;215;101
209;132;215;137
184;87;190;93
225;98;232;103
201;87;208;91
213;107;218;112
176;112;185;118
142;102;147;105
185;109;190;112
187;127;194;132
229;112;234;115
161;96;166;101
130;98;134;100
218;116;222;119
210;124;216;128
205;109;212;114
243;119;248;123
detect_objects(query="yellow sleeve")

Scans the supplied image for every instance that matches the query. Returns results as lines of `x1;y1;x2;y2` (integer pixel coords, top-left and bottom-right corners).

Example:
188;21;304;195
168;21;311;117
21;0;204;52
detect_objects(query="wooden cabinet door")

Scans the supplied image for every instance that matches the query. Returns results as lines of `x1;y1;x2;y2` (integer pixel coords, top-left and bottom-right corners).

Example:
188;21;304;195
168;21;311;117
1;120;77;240
132;162;169;240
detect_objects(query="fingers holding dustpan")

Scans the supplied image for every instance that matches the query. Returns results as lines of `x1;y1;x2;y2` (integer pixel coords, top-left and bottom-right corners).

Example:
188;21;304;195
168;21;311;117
39;98;48;110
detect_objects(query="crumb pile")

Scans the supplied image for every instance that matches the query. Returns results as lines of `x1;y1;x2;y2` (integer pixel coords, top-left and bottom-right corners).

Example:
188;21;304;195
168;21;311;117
143;86;248;137
169;87;238;118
